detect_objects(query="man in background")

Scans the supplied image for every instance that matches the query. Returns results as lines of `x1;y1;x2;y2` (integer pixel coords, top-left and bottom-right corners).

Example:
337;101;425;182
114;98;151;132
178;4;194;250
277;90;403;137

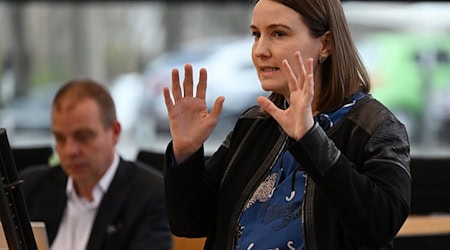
20;79;172;250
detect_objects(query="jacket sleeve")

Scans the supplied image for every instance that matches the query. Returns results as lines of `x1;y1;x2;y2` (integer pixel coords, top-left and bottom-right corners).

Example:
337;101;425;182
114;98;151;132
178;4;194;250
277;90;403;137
289;118;411;246
163;141;218;237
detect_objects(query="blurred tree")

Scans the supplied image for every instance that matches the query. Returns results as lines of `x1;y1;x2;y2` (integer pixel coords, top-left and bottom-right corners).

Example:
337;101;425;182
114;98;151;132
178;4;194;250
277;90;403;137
163;3;183;51
10;2;31;98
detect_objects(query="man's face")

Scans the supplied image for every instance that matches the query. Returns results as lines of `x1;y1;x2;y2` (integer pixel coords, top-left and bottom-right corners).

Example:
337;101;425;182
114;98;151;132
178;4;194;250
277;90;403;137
51;98;120;186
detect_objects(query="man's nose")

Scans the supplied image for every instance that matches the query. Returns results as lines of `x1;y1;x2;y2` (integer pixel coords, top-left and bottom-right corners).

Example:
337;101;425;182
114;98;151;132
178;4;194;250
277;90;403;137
63;138;80;156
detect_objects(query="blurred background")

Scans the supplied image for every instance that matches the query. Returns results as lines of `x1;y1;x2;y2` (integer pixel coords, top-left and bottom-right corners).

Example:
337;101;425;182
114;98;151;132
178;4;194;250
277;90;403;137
0;1;449;161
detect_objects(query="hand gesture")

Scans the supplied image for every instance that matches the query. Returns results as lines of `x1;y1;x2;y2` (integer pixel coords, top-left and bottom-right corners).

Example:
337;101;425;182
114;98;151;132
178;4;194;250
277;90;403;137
163;64;224;163
257;51;315;141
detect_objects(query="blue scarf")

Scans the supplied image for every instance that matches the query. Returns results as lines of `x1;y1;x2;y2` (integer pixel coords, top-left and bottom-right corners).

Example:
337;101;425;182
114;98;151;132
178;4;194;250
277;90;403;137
236;90;367;250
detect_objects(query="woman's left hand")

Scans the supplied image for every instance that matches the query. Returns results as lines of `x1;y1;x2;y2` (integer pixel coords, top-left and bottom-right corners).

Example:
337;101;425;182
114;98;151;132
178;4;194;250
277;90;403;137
257;51;316;141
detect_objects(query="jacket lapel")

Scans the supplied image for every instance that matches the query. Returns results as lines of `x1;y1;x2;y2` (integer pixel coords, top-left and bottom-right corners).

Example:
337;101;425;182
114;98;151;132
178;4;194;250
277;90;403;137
85;159;131;250
44;168;69;245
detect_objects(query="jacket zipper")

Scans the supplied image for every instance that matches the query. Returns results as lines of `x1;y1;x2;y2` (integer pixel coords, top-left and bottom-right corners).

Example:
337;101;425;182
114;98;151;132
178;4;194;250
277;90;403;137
302;174;317;250
228;132;289;249
220;120;259;189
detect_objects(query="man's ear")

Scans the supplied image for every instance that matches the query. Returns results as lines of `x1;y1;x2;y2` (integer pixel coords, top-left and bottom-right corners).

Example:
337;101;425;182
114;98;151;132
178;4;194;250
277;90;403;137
112;120;122;144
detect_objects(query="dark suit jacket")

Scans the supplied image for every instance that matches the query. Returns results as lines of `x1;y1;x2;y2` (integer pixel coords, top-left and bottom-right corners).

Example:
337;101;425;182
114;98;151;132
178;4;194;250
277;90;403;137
20;158;173;250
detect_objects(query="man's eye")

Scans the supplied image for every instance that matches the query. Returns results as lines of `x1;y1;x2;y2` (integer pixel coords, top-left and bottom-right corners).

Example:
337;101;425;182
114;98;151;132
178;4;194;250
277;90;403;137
54;135;65;143
75;131;95;143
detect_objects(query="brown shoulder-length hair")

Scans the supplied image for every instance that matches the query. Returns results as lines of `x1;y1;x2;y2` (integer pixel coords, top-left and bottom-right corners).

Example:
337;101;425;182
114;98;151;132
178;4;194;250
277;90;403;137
262;0;371;112
52;79;117;128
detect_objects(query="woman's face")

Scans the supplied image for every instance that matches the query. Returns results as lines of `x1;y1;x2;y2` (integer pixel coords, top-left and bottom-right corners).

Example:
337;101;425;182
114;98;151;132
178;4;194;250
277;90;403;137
250;0;324;98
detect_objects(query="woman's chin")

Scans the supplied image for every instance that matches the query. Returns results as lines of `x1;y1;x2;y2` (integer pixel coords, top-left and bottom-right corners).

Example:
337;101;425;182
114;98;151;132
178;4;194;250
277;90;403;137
260;80;283;93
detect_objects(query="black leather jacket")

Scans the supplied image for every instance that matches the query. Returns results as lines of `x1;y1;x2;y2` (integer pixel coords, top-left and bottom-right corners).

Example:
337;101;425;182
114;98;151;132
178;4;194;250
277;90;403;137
164;95;411;250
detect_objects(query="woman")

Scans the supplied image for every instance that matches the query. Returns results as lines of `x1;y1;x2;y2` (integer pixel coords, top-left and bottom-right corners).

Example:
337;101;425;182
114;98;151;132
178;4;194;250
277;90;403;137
162;0;411;249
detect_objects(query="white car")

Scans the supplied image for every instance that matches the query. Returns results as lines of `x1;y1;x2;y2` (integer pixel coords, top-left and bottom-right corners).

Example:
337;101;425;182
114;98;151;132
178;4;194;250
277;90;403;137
137;36;268;140
109;72;145;132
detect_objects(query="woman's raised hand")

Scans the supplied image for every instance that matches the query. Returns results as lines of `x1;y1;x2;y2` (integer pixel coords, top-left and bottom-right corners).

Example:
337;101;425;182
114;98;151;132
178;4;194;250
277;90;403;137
163;64;224;163
257;51;315;141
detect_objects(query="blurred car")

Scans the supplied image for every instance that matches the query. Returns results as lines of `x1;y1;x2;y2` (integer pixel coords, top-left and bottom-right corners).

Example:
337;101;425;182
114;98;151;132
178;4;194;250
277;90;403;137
0;84;59;134
136;36;268;141
109;72;145;132
357;32;450;145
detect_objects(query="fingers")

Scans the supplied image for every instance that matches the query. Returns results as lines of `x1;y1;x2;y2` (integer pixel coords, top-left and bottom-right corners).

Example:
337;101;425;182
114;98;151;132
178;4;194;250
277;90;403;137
305;58;315;97
183;64;194;97
294;51;306;79
281;59;298;93
171;64;207;101
210;96;225;119
171;68;182;101
163;87;173;112
196;68;207;100
294;51;307;90
257;96;281;120
281;51;307;94
305;57;314;76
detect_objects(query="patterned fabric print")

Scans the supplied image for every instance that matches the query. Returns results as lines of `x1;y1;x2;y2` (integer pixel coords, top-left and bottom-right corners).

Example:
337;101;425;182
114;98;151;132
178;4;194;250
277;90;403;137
315;89;367;130
244;173;278;210
236;152;305;250
261;200;302;231
235;90;367;250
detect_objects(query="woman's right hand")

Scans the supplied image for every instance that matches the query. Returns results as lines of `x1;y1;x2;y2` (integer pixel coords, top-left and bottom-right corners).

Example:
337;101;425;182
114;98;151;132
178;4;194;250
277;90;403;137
163;64;224;163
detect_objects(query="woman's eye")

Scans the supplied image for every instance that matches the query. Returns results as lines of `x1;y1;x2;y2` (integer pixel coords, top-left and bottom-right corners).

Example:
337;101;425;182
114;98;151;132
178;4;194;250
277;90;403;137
273;31;285;37
251;31;261;38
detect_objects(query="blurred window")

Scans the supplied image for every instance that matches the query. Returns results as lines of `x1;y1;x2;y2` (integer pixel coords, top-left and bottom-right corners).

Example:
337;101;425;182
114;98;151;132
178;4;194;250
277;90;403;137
0;1;449;158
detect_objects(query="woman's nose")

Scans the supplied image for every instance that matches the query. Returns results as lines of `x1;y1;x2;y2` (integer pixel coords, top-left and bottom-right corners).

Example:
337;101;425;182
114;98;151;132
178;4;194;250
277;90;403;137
253;38;271;58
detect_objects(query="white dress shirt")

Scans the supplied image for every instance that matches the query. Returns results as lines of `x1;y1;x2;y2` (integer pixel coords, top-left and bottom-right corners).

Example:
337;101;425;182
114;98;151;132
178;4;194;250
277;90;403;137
51;153;119;250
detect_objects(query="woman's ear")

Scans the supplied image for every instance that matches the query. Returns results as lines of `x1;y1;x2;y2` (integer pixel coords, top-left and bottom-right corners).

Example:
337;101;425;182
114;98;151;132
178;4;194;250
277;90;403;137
320;31;332;58
318;31;331;64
